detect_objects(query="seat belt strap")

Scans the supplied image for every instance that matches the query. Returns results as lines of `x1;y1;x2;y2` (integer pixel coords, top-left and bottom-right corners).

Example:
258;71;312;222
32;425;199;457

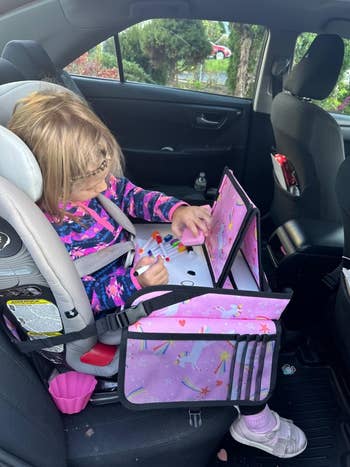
74;241;135;277
73;195;137;276
97;194;136;237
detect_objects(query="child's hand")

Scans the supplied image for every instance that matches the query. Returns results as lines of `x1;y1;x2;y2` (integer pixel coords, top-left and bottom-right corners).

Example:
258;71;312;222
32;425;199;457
133;255;169;287
171;205;211;238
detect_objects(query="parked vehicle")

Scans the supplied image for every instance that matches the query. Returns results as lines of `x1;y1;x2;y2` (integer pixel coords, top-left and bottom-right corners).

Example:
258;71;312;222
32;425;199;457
209;42;232;59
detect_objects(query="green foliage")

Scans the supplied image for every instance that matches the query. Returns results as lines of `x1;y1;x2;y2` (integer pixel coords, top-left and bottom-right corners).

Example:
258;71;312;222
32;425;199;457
226;23;265;97
119;19;210;85
227;24;240;94
246;25;265;97
123;60;155;84
204;59;228;73
120;25;149;73
293;32;316;65
202;20;226;43
103;37;116;56
99;52;116;69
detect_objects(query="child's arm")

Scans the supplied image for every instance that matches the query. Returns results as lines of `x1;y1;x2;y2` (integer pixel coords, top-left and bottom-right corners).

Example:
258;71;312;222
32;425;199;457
82;258;167;312
104;175;186;222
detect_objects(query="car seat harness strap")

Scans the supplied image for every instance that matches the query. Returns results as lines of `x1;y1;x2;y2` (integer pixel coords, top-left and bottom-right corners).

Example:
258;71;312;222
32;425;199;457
73;194;137;276
4;288;218;353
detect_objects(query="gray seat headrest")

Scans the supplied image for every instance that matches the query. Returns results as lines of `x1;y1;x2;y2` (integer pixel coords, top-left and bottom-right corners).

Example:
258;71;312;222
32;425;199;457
2;40;60;82
284;34;344;100
0;80;76;201
1;40;84;97
0;57;25;85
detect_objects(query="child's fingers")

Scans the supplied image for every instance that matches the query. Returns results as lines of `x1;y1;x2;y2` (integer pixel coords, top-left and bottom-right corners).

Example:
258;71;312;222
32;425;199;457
185;220;199;236
193;217;209;235
197;207;212;224
135;256;155;268
143;259;168;285
153;268;169;284
171;222;183;238
144;256;165;275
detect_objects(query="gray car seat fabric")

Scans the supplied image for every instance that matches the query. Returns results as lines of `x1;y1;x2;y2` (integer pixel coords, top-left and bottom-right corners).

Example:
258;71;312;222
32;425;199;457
270;34;345;227
2;40;84;97
0;57;25;84
0;81;122;376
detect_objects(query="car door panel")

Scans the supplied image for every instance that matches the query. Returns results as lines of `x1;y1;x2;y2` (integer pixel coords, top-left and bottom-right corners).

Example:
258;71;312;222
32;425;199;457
75;76;252;199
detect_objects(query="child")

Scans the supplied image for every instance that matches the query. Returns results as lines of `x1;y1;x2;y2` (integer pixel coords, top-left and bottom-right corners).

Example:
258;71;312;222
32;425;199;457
7;90;211;313
7;90;306;458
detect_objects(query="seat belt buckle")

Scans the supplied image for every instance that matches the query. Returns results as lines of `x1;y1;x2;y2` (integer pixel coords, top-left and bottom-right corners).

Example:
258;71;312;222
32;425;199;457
102;302;147;331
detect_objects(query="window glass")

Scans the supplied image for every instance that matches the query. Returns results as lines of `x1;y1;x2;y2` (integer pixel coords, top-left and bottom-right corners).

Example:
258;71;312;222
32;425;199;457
119;19;266;98
295;32;350;114
65;38;119;80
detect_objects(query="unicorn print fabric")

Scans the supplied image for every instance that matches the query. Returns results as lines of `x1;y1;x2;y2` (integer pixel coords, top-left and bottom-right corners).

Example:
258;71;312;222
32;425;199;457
118;287;290;408
204;168;263;288
205;172;248;284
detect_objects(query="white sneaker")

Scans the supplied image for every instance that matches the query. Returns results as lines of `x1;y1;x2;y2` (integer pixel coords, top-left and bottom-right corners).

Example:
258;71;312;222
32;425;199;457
230;411;307;458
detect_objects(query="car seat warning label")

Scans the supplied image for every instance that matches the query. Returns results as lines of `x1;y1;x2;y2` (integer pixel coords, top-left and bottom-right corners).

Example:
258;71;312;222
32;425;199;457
6;299;64;353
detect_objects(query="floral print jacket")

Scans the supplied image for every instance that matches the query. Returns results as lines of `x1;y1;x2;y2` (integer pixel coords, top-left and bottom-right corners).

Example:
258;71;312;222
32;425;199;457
46;175;183;316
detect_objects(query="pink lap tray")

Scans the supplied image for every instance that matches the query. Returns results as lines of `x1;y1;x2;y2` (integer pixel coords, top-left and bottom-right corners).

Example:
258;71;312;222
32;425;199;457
180;204;211;246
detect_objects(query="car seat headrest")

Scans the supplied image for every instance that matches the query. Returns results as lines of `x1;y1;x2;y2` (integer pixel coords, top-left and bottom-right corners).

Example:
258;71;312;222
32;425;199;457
0;57;25;85
284;34;344;100
2;40;61;83
0;126;42;201
0;80;76;201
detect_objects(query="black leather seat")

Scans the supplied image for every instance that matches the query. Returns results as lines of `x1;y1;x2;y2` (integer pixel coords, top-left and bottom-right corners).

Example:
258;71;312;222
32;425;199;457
0;322;233;467
334;157;350;374
336;157;350;256
1;40;84;97
270;34;345;227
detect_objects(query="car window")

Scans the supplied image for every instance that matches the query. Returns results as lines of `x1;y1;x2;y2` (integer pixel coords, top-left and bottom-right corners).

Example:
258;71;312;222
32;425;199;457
65;37;119;80
294;32;350;114
118;19;266;98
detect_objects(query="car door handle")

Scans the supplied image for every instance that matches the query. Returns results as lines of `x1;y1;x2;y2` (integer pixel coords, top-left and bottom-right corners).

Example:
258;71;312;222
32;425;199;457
195;113;225;129
196;114;221;126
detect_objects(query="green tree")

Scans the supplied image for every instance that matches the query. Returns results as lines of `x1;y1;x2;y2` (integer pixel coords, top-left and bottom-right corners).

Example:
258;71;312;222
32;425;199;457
123;60;155;84
120;19;211;85
227;23;265;97
103;37;116;56
119;25;149;73
203;20;226;43
293;32;315;65
142;19;211;83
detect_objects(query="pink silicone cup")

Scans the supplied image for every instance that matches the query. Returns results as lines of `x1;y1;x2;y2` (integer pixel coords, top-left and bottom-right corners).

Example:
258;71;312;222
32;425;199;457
49;371;97;414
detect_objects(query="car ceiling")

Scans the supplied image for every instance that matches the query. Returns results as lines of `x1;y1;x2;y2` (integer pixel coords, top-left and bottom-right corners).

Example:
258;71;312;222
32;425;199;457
0;0;350;67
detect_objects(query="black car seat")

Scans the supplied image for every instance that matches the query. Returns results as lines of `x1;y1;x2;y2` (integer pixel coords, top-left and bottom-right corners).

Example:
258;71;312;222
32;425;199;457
2;39;84;97
334;157;350;374
270;34;345;227
0;323;233;467
0;57;25;84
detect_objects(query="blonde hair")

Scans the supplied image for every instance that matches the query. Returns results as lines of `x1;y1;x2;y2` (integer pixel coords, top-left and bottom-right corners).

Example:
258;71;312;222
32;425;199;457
7;90;124;221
